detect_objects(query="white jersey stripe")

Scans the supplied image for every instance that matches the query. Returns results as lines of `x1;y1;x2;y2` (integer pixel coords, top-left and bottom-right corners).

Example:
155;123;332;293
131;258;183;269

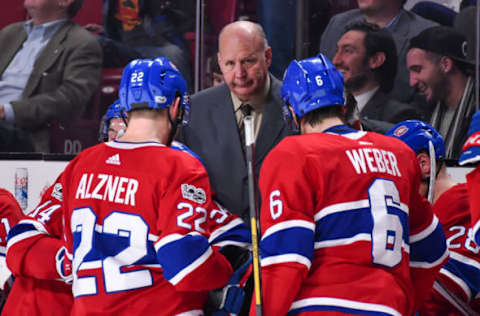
289;297;402;316
262;220;315;241
261;253;311;269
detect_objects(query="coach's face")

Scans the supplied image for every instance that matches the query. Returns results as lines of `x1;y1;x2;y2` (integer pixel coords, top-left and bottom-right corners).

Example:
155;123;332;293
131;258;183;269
218;23;272;102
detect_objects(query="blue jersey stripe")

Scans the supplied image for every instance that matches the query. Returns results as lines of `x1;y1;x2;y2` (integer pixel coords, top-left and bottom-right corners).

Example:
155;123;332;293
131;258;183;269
315;207;409;244
156;233;210;282
410;222;447;265
261;226;314;262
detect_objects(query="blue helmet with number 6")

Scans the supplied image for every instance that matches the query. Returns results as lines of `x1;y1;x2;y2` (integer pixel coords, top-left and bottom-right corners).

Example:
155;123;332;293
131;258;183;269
119;57;190;121
385;120;445;160
281;53;344;118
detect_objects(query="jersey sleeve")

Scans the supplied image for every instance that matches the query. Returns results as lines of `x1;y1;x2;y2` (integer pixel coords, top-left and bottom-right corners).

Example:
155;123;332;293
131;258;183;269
255;145;316;316
154;159;233;292
207;200;251;250
6;174;66;281
0;189;24;289
407;163;449;309
467;167;480;246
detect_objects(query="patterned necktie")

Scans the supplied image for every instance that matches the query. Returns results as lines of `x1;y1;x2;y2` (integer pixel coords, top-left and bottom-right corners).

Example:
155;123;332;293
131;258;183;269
238;103;253;155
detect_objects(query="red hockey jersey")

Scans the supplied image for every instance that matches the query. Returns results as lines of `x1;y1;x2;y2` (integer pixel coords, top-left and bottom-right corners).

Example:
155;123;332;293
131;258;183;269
467;167;480;247
4;177;73;316
420;184;480;315
254;126;449;316
0;189;23;289
59;141;239;315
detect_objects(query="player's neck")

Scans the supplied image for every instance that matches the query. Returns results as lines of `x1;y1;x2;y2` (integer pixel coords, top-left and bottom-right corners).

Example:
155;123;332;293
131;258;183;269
118;117;170;144
301;117;344;134
433;167;456;204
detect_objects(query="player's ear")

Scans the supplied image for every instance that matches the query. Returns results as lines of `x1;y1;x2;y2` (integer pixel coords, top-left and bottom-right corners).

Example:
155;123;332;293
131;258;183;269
417;152;431;178
169;97;181;120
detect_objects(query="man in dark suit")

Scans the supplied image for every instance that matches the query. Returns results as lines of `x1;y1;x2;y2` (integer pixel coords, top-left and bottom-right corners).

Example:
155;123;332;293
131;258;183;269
178;21;290;219
333;21;421;134
0;0;102;153
320;0;437;104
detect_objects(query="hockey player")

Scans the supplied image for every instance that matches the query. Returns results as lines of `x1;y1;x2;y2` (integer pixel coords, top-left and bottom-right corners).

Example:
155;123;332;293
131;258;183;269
0;189;23;307
4;176;73;316
387;120;480;315
99;99;128;142
252;54;449;316
7;58;250;315
460;110;480;247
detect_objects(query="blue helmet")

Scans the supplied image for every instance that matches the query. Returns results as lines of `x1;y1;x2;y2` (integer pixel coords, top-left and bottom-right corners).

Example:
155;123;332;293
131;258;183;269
281;53;344;118
99;99;127;141
105;99;126;122
385;120;445;160
119;57;190;122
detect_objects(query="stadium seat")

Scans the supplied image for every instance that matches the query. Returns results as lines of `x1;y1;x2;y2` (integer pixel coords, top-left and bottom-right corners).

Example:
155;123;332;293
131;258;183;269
410;1;457;26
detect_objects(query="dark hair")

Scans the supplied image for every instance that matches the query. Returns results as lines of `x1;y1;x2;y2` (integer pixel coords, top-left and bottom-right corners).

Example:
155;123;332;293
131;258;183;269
302;106;345;127
344;21;398;93
423;50;474;77
68;0;84;18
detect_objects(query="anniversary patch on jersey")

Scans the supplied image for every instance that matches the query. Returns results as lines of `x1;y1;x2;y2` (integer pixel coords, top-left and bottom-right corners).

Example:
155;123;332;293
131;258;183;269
181;184;206;204
51;183;63;202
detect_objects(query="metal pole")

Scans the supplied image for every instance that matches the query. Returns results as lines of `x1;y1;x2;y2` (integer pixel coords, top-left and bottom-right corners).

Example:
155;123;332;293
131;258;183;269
295;0;304;59
194;0;201;93
476;4;479;113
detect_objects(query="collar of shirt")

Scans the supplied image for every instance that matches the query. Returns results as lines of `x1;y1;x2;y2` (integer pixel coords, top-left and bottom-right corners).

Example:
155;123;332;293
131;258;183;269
24;19;68;40
353;86;379;113
324;124;357;135
384;9;403;31
231;74;271;114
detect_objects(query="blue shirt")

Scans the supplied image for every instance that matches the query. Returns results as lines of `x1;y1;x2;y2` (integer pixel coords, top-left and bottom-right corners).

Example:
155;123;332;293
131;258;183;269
0;19;66;123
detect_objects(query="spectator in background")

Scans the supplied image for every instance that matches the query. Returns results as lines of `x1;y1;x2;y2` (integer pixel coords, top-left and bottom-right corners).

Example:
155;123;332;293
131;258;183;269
208;56;225;88
333;21;421;133
320;0;437;104
407;26;477;160
387;120;480;315
86;0;194;90
178;21;291;220
256;0;296;79
0;0;102;153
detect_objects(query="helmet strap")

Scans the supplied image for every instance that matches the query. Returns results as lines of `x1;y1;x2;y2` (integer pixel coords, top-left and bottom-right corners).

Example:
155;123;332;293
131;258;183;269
166;105;184;146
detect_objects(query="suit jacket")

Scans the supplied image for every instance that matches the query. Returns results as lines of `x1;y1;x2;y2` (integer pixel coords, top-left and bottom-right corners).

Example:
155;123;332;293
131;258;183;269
0;20;103;152
360;90;422;134
178;76;291;219
319;8;437;103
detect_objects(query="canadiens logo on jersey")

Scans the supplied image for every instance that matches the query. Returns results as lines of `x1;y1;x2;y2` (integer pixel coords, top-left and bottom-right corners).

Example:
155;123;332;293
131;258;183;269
181;184;206;204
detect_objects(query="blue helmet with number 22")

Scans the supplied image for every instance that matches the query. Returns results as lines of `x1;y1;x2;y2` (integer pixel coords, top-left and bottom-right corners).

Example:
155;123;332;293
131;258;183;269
385;120;445;160
119;57;190;122
281;53;344;118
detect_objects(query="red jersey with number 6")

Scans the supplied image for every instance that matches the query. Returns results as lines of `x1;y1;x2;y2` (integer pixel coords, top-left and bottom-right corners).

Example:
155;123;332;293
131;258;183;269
255;126;449;316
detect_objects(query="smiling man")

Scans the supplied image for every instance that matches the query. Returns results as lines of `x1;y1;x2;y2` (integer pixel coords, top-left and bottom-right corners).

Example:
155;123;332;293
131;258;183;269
177;21;291;220
407;26;476;159
333;21;420;134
